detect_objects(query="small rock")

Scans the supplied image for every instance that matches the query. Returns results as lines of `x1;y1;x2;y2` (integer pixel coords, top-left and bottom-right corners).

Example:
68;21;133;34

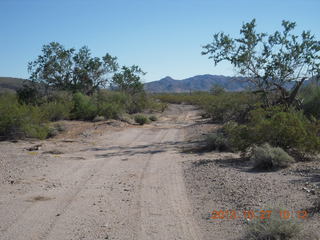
26;144;42;151
302;187;311;193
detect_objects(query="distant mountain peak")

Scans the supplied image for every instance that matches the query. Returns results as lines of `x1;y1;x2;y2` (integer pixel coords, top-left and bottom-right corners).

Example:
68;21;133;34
144;74;250;93
160;76;175;81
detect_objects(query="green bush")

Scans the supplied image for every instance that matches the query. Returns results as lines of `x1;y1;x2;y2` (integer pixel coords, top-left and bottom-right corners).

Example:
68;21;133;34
0;93;49;139
210;84;226;95
251;143;295;170
17;84;43;105
40;101;73;121
134;114;149;125
149;115;157;121
304;95;320;119
156;92;259;123
301;84;320;119
205;132;230;152
244;208;302;240
147;99;167;113
71;92;97;120
23;123;49;139
95;90;128;106
48;123;66;137
225;107;320;155
202;92;259;123
127;92;149;113
98;103;123;119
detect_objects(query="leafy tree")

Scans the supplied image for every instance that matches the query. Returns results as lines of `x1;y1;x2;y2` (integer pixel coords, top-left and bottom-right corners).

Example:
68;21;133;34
73;46;118;94
202;19;320;108
28;42;118;95
111;65;145;95
17;83;42;105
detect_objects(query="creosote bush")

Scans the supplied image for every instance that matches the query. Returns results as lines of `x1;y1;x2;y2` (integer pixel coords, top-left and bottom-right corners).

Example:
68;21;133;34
149;115;157;121
251;143;295;170
300;82;320;120
71;92;97;120
224;107;320;155
40;101;73;121
134;114;149;125
0;93;49;139
205;132;230;152
156;92;259;123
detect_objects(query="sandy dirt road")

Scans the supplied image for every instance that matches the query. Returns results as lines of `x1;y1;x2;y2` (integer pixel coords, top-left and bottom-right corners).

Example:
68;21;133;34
0;105;202;240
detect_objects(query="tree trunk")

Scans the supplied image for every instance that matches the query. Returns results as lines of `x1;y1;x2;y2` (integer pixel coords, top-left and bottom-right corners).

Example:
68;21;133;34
286;77;307;108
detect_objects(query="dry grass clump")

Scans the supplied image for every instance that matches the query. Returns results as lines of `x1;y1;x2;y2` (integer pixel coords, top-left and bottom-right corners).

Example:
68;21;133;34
251;143;295;170
244;209;302;240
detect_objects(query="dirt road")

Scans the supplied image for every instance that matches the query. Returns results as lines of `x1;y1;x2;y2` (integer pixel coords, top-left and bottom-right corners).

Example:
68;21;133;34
0;105;202;240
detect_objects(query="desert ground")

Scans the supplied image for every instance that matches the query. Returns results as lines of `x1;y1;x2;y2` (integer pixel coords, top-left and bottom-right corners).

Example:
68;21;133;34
0;104;319;240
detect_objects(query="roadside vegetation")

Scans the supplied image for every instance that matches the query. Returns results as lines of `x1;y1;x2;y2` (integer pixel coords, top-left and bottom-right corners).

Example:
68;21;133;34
158;19;320;239
157;19;320;164
243;209;303;240
0;42;165;140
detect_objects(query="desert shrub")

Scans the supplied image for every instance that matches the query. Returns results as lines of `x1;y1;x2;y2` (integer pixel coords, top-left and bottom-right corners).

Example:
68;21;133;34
98;103;123;119
303;95;320;119
23;123;49;139
244;209;302;240
205;132;230;152
40;101;73;121
71;92;97;120
155;92;212;105
118;113;134;124
210;84;226;95
202;92;259;123
95;90;157;115
299;79;320;119
17;84;43;105
92;116;105;122
146;98;168;113
127;92;149;113
95;90;128;106
134;114;149;125
224;107;320;155
0;93;49;139
149;115;157;121
301;83;320;119
157;92;259;123
251;143;295;170
155;94;187;104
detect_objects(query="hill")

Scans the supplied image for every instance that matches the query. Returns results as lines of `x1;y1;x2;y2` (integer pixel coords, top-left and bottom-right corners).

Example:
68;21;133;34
144;75;250;93
0;77;26;93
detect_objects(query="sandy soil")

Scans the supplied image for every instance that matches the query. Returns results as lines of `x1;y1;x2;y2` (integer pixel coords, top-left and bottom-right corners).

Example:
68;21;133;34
183;120;320;240
0;104;202;240
0;104;319;240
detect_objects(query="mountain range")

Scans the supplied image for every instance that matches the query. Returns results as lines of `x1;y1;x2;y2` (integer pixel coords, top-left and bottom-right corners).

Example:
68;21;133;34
144;75;250;93
1;75;248;93
0;77;25;93
1;75;313;94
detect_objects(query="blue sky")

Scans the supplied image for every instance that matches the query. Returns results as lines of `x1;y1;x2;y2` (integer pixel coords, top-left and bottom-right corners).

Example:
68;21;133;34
0;0;319;82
